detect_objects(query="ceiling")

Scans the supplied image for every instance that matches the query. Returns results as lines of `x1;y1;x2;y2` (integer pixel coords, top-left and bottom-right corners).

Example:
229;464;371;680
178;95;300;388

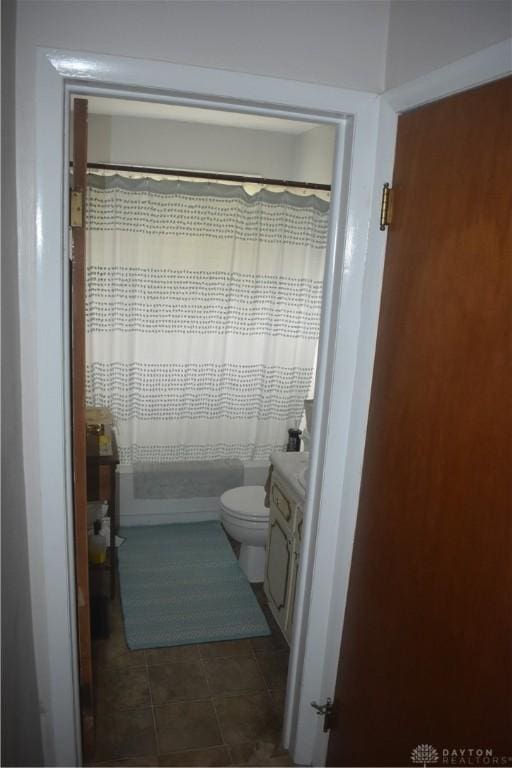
86;97;317;135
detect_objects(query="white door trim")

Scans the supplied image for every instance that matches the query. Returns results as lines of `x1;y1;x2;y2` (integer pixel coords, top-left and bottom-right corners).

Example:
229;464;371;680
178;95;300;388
385;38;512;113
33;47;380;767
297;96;397;766
29;42;510;766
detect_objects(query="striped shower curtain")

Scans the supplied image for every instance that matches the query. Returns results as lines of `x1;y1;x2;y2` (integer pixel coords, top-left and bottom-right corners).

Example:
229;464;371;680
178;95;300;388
85;173;329;464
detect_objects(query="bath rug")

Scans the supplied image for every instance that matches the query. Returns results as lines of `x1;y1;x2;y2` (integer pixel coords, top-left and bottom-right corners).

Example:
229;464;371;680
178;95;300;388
133;459;244;499
118;521;270;649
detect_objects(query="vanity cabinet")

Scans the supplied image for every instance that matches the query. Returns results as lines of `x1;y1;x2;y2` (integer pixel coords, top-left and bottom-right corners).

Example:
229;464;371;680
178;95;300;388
265;514;292;630
286;507;302;640
264;469;304;644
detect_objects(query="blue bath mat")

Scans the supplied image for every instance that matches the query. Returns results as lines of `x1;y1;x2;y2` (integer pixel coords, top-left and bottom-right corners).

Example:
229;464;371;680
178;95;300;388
118;521;271;649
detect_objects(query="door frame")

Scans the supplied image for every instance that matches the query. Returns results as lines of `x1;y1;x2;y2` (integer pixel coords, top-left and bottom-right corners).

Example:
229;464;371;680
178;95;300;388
31;40;511;765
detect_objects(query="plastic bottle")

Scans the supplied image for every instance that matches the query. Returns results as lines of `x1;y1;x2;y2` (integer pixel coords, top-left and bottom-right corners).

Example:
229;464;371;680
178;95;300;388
88;519;107;565
286;428;302;452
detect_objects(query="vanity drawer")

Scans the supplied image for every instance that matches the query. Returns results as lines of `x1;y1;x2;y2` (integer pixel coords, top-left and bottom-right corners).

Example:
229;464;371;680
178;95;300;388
270;478;295;527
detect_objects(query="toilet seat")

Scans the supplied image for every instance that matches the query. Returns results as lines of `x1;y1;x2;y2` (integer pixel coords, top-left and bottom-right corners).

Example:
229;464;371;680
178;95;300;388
220;486;268;522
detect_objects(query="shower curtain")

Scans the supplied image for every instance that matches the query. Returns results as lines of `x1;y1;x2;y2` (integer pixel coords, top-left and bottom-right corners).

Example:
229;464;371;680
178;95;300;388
85;173;329;464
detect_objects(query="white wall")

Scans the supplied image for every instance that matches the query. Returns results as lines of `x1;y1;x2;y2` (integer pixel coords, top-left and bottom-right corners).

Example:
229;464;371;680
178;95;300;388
18;0;390;91
294;126;336;186
90;114;293;180
386;0;512;89
88;113;335;184
1;0;44;764
88;112;111;163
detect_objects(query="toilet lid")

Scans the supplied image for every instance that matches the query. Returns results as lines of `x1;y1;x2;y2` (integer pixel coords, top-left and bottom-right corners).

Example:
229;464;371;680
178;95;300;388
221;486;268;520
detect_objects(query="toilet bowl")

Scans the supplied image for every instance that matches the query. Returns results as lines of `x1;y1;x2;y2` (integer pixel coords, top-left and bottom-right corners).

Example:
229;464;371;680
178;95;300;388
220;485;269;583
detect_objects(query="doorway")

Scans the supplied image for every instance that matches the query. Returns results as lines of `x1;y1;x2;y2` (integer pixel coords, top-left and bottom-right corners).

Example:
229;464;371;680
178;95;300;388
33;46;394;767
69;91;340;764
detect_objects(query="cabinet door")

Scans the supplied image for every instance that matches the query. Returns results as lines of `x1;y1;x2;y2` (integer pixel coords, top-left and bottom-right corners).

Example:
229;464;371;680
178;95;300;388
264;514;292;629
285;511;303;641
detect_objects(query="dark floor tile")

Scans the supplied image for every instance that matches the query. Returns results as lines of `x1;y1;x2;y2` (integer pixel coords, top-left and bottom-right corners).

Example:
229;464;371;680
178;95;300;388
250;585;273;616
89;756;158;767
146;645;200;666
93;708;157;762
250;632;287;654
251;583;267;599
248;593;288;654
213;692;280;746
110;599;124;622
262;612;286;636
229;741;293;766
107;619;125;641
109;604;124;628
155;700;222;754
198;639;253;660
255;652;289;689
95;667;151;713
149;660;209;704
107;613;128;640
93;633;146;671
158;745;231;766
204;656;266;696
269;689;287;715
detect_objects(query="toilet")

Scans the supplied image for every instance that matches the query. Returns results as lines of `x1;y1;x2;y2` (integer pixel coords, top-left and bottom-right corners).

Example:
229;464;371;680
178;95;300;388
220;485;269;583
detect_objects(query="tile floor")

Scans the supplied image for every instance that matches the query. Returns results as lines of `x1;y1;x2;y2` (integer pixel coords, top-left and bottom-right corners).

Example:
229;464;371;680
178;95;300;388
89;581;294;767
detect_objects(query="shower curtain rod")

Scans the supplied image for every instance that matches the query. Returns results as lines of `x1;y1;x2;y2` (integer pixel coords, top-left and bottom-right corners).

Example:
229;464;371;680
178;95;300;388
73;161;331;192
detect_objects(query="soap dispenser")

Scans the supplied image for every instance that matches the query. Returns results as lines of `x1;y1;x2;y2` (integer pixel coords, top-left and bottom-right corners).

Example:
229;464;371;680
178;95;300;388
286;428;302;452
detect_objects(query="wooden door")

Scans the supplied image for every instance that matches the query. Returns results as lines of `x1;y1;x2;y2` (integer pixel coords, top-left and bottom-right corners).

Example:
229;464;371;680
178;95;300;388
327;77;512;767
71;97;94;756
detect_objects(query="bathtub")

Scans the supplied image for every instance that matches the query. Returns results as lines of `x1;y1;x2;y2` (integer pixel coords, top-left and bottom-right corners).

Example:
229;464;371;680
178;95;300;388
117;459;270;526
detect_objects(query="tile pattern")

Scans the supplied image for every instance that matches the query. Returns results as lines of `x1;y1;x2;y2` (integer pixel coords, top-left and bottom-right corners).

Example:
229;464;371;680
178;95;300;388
89;583;293;767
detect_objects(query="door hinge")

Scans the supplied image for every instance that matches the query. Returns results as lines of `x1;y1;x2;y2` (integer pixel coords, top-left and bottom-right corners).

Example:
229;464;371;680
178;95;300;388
379;182;393;231
311;697;335;732
70;190;84;228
